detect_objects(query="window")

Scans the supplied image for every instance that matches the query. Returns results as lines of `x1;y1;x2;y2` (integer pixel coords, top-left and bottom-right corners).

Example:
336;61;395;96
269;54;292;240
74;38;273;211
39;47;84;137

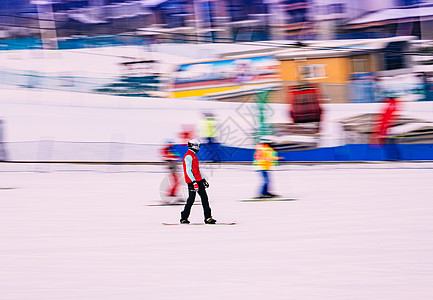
384;41;407;70
352;58;370;74
396;0;423;6
283;0;307;4
228;4;244;21
298;64;327;79
290;9;308;22
328;3;346;14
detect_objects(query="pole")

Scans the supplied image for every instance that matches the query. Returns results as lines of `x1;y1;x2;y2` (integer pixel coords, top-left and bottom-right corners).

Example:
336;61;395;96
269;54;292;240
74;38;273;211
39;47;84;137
193;0;202;43
33;0;58;49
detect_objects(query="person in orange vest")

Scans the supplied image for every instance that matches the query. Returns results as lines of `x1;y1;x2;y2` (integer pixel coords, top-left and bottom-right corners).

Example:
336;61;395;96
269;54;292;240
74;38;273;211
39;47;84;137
254;138;281;198
180;138;217;224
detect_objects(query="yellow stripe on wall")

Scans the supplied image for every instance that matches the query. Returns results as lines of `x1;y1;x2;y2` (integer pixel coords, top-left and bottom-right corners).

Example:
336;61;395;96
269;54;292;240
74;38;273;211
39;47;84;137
171;83;275;98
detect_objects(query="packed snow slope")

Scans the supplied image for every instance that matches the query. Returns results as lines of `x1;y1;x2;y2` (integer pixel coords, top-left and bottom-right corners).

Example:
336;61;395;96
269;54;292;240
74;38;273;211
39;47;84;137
1;163;433;299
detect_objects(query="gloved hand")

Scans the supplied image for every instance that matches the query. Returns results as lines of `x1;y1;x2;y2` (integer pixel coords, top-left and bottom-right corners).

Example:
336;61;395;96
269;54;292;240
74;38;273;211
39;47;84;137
191;181;199;192
202;178;209;189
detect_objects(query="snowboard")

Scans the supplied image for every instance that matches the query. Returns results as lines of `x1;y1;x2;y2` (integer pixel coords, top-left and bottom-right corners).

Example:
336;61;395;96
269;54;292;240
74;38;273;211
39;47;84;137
162;222;236;226
148;203;185;207
148;201;200;207
241;197;296;202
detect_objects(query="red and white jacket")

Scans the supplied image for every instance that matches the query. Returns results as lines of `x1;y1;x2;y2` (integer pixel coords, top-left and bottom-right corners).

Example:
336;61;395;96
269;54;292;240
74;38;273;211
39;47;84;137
183;149;203;183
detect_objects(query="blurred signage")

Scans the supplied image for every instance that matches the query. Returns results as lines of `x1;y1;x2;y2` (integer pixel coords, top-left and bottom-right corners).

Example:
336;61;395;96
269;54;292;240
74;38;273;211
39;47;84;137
351;73;427;102
378;73;426;101
173;55;280;90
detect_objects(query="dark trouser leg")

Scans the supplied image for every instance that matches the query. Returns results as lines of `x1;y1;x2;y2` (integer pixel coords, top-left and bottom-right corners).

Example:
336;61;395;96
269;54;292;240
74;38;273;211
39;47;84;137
260;170;269;195
181;183;196;220
384;137;400;161
197;180;212;219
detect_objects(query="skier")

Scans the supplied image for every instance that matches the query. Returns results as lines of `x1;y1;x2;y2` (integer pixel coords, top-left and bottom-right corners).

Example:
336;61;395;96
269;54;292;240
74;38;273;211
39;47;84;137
159;140;182;204
370;96;401;160
0;119;7;162
180;138;217;224
253;138;280;198
199;112;220;162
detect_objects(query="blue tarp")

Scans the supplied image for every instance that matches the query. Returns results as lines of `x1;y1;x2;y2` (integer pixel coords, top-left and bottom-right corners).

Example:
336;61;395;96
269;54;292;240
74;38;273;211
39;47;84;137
0;36;149;50
174;143;433;162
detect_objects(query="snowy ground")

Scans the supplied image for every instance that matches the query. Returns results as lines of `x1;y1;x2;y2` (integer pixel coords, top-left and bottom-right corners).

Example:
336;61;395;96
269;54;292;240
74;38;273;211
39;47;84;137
1;162;433;300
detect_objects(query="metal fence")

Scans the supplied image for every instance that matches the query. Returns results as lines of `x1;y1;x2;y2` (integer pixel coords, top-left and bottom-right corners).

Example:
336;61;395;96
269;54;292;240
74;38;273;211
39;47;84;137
3;141;161;163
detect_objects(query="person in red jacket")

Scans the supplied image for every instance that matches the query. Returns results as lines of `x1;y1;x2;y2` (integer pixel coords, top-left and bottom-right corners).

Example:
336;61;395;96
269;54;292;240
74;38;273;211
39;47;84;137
180;138;217;224
371;97;401;160
159;140;181;203
371;97;399;145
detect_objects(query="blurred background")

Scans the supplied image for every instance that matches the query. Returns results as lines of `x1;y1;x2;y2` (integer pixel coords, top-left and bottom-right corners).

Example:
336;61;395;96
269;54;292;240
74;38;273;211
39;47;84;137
0;0;433;164
2;3;433;298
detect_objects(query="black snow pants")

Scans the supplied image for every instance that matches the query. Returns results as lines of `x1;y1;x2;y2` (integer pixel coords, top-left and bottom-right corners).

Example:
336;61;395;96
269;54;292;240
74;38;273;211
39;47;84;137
181;180;212;220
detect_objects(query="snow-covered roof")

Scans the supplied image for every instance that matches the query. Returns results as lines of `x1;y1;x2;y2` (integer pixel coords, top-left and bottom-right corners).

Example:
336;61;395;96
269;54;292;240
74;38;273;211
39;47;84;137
148;42;287;61
276;36;417;60
140;0;169;7
347;4;433;26
68;12;107;24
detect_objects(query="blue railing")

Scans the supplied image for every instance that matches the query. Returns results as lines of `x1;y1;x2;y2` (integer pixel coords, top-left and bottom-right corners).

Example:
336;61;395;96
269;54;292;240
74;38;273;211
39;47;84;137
0;35;151;51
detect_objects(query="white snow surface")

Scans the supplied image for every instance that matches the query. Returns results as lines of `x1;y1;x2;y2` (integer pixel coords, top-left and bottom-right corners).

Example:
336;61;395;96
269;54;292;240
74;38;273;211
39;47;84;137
1;162;433;299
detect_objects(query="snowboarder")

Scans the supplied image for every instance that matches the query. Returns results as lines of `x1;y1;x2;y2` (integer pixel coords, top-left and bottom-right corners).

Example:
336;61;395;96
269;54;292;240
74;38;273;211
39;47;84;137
371;97;401;161
253;138;281;198
180;138;217;224
159;140;183;204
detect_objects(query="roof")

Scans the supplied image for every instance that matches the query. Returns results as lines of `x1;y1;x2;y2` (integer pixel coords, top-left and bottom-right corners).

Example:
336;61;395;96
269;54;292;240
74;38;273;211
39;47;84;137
276;36;417;61
68;13;108;24
347;4;433;27
140;0;169;7
147;42;293;61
